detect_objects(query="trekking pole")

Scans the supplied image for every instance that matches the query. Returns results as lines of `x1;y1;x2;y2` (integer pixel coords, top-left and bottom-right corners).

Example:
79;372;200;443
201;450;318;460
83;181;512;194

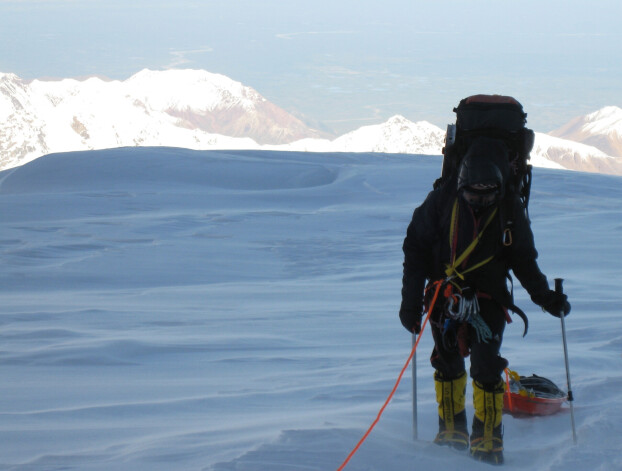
412;333;418;440
555;278;577;444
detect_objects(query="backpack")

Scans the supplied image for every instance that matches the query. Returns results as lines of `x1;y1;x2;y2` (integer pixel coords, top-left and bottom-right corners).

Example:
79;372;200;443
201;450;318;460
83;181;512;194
434;95;535;217
434;95;536;335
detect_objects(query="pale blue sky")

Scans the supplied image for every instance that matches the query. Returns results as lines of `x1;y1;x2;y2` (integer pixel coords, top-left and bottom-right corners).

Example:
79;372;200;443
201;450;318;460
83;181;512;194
2;0;621;135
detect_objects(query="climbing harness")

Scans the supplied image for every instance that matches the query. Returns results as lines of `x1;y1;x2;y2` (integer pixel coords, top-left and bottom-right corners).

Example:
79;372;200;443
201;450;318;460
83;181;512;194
445;198;498;280
434;197;530;348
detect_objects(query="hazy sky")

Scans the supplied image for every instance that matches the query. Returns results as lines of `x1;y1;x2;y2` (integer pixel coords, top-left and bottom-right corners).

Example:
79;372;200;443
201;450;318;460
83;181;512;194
2;0;621;135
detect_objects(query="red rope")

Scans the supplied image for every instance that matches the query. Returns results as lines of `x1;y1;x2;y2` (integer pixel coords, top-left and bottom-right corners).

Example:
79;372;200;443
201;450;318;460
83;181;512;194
336;281;442;471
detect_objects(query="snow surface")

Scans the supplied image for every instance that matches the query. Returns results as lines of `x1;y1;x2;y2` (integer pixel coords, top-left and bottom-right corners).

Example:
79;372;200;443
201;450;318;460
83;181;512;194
0;147;621;470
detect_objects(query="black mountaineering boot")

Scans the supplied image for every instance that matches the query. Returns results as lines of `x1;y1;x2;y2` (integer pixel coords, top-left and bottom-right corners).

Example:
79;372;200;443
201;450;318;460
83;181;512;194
433;371;469;451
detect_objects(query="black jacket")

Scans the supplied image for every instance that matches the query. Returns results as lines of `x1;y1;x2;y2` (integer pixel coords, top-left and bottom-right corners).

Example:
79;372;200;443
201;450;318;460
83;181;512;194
401;183;549;314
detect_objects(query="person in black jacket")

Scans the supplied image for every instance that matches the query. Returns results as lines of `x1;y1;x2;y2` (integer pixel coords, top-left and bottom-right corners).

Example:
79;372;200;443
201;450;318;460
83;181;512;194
399;137;570;465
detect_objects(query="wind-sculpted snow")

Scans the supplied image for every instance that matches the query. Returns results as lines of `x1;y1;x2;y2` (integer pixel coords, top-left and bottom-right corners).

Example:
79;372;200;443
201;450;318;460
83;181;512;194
0;147;340;194
0;148;621;470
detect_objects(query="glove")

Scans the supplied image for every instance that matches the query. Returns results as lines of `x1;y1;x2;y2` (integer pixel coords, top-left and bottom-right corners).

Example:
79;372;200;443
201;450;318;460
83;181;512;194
531;289;571;318
399;303;423;334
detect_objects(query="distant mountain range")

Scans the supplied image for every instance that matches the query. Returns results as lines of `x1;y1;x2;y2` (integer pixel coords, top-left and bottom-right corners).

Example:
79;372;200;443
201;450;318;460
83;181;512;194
2;69;622;175
0;69;323;170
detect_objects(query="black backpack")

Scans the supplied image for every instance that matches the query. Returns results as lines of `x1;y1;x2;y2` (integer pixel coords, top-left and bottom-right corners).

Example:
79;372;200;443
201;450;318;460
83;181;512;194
434;95;535;217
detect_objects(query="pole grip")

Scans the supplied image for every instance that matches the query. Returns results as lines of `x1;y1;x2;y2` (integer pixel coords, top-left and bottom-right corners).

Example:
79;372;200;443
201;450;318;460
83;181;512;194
554;278;564;295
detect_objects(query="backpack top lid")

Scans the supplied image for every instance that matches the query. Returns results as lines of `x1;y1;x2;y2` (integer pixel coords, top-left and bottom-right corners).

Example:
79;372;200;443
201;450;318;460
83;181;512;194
455;94;528;134
439;94;534;186
463;94;521;105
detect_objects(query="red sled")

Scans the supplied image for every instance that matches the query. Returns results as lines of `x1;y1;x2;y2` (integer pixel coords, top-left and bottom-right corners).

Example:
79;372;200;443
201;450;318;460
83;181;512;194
503;369;567;417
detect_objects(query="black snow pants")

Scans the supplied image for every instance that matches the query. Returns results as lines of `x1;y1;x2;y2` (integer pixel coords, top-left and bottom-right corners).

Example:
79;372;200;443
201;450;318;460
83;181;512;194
429;297;508;386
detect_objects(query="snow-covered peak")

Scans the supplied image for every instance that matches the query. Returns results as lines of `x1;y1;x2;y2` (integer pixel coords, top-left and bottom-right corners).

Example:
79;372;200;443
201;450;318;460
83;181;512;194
384;114;418;126
261;116;445;155
331;115;445;154
125;68;264;112
550;106;622;158
585;105;622;121
582;106;622;134
533;132;622;173
128;68;233;87
0;71;20;82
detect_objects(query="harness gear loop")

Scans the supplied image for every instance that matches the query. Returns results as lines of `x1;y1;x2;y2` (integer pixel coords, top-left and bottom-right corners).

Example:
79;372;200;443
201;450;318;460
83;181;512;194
445;198;498;280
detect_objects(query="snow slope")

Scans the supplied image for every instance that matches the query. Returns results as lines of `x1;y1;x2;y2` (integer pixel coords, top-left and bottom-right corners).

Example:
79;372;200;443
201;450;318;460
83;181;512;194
0;148;621;470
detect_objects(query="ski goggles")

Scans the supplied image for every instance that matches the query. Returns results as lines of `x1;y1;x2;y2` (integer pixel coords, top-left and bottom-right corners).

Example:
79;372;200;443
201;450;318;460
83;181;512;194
461;184;500;208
